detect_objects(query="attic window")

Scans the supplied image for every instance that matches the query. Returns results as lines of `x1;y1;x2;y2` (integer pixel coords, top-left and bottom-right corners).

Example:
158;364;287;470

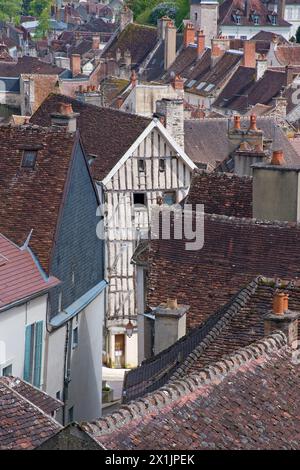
252;14;260;25
22;150;37;169
271;14;277;25
234;14;241;24
186;79;196;88
138;159;145;172
196;82;206;90
159;159;166;172
204;84;215;92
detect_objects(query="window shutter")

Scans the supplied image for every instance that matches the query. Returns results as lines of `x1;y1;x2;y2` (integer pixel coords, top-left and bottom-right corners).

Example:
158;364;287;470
33;321;43;388
24;324;33;382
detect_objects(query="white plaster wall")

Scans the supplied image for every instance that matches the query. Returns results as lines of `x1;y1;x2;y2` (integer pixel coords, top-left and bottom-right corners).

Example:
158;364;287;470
219;25;291;40
67;290;105;421
45;324;66;400
125;332;138;369
0;295;48;385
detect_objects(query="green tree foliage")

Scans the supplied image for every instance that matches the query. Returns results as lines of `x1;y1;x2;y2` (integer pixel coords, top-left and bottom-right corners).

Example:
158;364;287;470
29;0;52;17
0;0;22;22
126;0;189;27
34;5;50;38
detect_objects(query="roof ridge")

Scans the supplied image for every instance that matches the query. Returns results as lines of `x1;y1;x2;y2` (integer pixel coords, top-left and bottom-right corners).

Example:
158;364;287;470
80;330;287;438
202;211;300;229
170;277;260;380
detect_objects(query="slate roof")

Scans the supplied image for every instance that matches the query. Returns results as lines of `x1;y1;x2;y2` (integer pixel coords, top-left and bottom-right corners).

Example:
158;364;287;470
215;69;286;112
0;376;62;450
0;233;59;311
219;0;291;27
81;331;300;450
0;124;78;273
184;117;299;167
141;34;183;82
187;170;253;218
76;17;116;33
188;51;243;96
102;23;158;70
30;93;151;181
0;56;66;77
147;213;300;330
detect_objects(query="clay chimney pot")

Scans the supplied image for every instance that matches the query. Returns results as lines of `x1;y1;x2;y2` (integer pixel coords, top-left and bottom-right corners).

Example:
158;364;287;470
283;294;289;312
271;150;285;165
59;103;73;115
167;298;178;310
234;115;241;130
273;292;285;315
249;114;258;131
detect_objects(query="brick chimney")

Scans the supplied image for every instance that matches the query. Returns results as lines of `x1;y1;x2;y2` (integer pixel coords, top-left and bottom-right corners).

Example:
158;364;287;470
50;102;79;133
153;299;189;355
71;54;81;77
164;20;177;70
156;98;185;149
252;150;300;222
264;291;299;349
196;30;205;58
183;22;195;48
92;35;100;50
172;74;184;91
243;41;256;68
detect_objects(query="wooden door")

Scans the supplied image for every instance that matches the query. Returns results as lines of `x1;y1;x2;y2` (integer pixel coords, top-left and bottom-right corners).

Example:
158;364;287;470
114;334;125;368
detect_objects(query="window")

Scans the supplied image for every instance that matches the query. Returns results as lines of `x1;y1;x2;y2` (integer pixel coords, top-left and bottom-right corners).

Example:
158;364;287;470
68;406;74;423
252;14;260;25
138;159;145;172
236;15;241;24
56;391;61;400
196;82;206;90
22;150;37;169
24;321;43;388
58;292;62;312
240;35;247;40
2;364;12;376
271;14;277;25
194;12;198;22
159;159;166;172
133;193;147;209
72;327;79;349
163;191;176;206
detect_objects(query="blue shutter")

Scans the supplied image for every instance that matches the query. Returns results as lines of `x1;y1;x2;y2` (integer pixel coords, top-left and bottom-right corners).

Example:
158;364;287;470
33;321;43;388
24;324;33;382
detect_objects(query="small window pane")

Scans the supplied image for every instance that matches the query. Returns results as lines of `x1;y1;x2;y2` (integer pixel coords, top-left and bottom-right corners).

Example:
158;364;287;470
163;192;176;206
22;150;37;169
159;159;166;172
73;327;78;348
133;193;147;208
2;364;12;376
138;159;145;172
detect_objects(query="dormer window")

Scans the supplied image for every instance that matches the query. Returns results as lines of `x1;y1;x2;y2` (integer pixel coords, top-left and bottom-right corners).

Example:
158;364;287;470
235;14;241;24
21;150;37;169
252;14;260;25
271;13;277;25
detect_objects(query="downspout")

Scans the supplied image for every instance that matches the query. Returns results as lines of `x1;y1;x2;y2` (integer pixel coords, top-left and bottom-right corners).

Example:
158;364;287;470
62;319;72;426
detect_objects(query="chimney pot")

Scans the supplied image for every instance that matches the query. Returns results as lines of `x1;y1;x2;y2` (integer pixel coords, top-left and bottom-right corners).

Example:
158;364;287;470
283;293;289;312
273;291;285;315
131;70;137;87
271;150;285;165
59;102;73;115
249;114;258;131
167;298;178;309
196;30;205;58
234;115;241;130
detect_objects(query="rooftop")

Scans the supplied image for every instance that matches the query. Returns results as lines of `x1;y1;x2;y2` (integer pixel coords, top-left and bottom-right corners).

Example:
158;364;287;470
0;376;62;450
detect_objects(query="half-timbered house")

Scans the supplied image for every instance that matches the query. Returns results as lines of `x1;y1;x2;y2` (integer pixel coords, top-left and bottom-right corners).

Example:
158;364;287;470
31;94;196;368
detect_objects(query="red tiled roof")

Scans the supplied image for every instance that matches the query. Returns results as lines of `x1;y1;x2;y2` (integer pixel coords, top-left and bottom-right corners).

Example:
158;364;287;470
0;234;59;311
187;170;252;218
219;0;291;27
82;331;300;449
147;213;300;330
0;125;78;273
30;94;151;181
0;56;66;77
0;376;62;450
275;45;300;66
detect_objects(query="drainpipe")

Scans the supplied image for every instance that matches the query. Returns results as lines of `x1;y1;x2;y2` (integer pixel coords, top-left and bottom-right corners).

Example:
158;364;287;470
62;320;72;426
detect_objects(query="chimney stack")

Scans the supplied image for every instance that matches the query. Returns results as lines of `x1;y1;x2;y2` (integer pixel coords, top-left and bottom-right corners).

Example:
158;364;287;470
153;299;189;355
183;22;195;48
120;5;133;32
156;98;185;149
164;20;177;70
278;0;286;20
252;149;300;222
248;113;258;132
264;290;299;349
256;54;268;81
286;65;294;86
234;115;241;130
131;69;137;88
243;41;256;68
92;35;100;50
50;102;80;133
196;30;205;58
157;16;171;40
172;74;184;91
71;54;81;77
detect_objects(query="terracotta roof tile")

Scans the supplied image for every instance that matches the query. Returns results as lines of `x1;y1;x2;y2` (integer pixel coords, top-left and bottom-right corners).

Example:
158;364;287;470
0;125;77;273
30;93;151;181
0;376;62;449
0;234;59;310
0;56;66;77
